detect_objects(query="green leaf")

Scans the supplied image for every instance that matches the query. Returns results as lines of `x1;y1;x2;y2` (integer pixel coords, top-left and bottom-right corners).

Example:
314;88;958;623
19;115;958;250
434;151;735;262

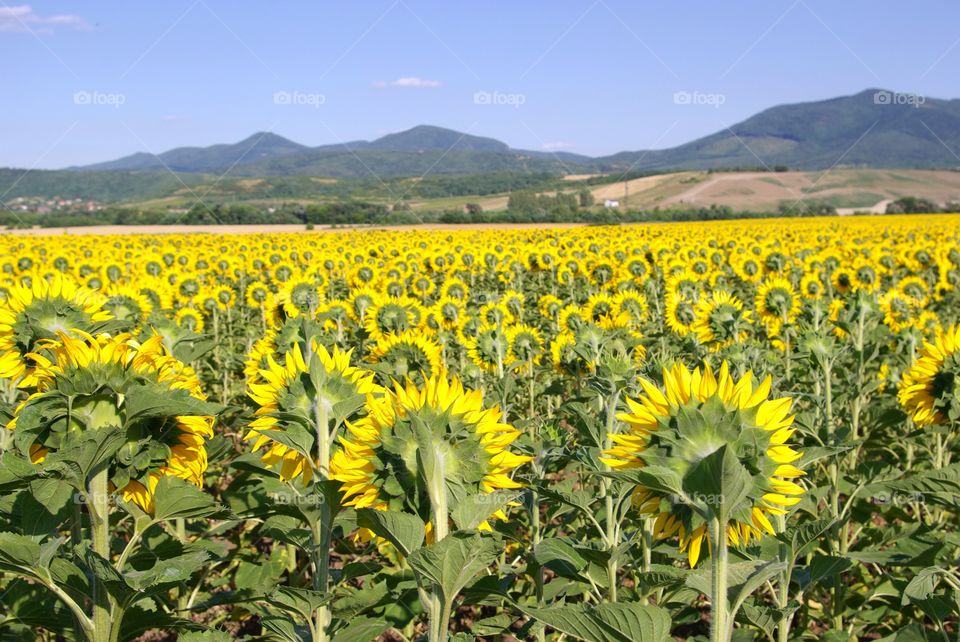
803;555;853;590
522;602;672;642
259;614;307;642
178;632;235;642
0;531;42;576
123;386;220;422
150;476;222;522
902;567;946;605
864;463;960;504
407;531;500;610
39;427;126;489
331;617;390;642
356;509;425;557
18;484;71;537
451;490;520;530
634;564;688;593
683;445;751;522
258;425;316;462
472;613;516;637
729;561;787;617
78;543;133;602
533;538;588;580
599;466;684;499
267;586;332;621
235;559;285;593
124;551;209;591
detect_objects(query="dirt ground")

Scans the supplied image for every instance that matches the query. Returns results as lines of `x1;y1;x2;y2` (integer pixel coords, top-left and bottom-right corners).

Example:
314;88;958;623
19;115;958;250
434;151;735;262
1;222;594;237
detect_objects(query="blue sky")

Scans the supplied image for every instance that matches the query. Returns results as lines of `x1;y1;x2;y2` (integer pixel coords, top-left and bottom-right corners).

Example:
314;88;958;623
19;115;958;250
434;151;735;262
2;1;959;168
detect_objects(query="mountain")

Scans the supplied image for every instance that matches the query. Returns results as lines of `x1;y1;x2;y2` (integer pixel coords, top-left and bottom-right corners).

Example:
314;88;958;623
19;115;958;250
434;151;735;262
598;89;960;171
79;132;310;172
72;90;960;177
366;125;509;152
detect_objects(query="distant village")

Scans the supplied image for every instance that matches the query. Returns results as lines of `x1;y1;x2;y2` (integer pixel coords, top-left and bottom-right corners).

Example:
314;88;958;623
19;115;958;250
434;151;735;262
1;196;105;214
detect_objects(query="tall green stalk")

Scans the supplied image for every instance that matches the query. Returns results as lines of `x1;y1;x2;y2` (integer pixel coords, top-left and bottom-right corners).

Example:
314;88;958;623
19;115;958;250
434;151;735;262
426;448;451;642
310;385;332;642
600;388;622;602
709;517;730;642
88;466;113;642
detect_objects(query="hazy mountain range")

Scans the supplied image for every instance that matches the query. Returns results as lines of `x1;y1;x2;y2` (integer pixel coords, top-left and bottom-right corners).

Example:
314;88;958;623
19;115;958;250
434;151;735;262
72;89;960;178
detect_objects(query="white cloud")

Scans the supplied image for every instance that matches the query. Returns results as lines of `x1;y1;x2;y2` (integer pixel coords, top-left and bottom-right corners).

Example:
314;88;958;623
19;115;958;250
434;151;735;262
0;5;90;33
543;142;574;150
372;76;442;89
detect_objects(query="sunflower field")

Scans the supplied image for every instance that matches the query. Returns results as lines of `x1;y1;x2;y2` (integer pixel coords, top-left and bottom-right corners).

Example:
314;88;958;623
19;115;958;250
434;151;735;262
0;214;959;642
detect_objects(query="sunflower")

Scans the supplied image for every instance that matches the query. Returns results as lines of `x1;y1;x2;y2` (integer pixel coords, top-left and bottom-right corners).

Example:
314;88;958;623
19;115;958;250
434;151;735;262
0;273;114;385
174;307;205;334
505;324;544;372
102;283;154;330
601;361;804;566
246;342;380;482
330;376;532;532
898;276;931;307
367;331;444;381
800;273;825;299
614;290;648;325
408;273;437;300
213;285;236;311
537;294;563;319
665;291;697;338
899;325;960;427
585;292;615;322
478;301;512;327
9;331;215;514
831;265;854;295
754;277;801;336
431;296;463;331
245;281;272;309
693;291;752;351
277;277;322;318
879;289;921;334
364;296;424;341
558;304;588;334
464;324;508;374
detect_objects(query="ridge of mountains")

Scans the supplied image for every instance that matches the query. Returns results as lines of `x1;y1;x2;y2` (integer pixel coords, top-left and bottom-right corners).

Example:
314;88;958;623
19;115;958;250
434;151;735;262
69;89;960;178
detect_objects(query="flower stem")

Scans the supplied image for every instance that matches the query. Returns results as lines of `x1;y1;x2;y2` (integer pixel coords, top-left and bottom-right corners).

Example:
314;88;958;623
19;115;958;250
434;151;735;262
309;372;332;642
601;389;622;602
88;466;113;642
709;517;730;642
426;448;450;642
